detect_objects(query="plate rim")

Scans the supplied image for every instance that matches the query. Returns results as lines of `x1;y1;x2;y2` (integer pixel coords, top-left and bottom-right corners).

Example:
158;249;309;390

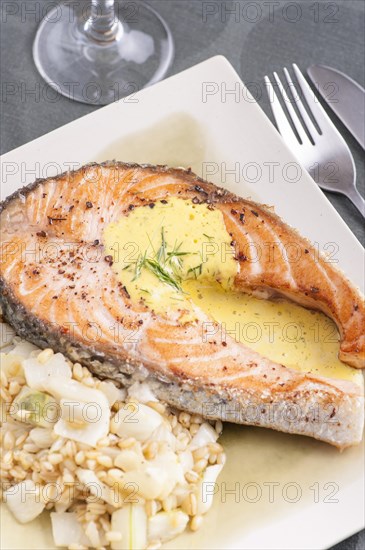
0;54;364;550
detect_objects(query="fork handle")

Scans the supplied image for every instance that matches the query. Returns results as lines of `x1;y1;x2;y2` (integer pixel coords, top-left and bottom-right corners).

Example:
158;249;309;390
347;188;365;218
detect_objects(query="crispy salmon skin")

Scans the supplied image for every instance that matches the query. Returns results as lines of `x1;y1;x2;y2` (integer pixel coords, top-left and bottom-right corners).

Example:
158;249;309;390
0;162;364;448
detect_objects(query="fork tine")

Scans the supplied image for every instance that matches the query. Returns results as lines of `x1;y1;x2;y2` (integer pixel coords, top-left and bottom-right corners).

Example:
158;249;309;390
292;63;334;133
273;71;312;145
283;67;319;142
264;75;300;149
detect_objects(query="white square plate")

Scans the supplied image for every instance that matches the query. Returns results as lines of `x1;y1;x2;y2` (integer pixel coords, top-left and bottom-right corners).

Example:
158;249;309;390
1;56;364;550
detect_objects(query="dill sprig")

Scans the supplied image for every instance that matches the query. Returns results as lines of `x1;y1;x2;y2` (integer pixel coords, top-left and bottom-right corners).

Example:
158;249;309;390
124;228;189;291
144;258;182;291
187;263;203;279
131;250;147;281
123;226;205;291
166;240;190;272
156;227;167;264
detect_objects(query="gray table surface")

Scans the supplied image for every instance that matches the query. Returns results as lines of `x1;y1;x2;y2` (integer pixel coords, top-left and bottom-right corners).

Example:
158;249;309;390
0;1;364;549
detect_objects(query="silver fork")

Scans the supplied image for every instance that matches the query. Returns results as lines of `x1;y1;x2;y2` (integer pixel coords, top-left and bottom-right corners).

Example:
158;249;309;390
265;64;365;217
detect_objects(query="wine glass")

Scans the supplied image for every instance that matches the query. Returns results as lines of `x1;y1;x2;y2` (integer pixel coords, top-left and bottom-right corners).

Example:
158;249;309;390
33;0;174;105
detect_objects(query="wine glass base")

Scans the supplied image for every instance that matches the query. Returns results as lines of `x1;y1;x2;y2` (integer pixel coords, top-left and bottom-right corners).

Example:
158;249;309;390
33;1;174;105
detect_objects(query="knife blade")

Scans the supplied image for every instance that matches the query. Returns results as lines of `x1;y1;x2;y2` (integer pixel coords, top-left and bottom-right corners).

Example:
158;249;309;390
307;64;365;149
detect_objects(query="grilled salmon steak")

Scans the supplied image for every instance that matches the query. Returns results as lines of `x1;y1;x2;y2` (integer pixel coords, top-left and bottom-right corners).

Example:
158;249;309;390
1;162;364;448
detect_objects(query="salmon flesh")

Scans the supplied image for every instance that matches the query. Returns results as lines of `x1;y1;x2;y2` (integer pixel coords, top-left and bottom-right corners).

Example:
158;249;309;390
0;162;364;448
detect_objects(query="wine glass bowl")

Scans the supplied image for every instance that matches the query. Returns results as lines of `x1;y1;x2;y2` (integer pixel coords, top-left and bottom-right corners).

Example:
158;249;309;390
33;0;174;105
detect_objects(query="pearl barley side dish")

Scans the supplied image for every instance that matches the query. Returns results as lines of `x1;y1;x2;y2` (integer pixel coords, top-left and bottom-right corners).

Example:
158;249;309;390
0;322;225;550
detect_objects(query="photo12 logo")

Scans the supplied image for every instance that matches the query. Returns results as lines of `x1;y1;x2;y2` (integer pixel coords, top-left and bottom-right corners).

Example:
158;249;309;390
1;79;140;105
1;1;141;25
201;2;340;24
201;480;340;505
202;79;338;106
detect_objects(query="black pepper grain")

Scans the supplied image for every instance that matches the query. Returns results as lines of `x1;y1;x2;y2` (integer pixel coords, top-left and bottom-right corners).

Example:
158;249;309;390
48;216;66;224
122;286;131;299
237;253;247;261
194;185;208;195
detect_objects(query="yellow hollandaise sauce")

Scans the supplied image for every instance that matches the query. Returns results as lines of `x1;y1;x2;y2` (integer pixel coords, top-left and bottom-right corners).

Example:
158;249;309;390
185;280;362;384
104;198;361;385
103;197;238;318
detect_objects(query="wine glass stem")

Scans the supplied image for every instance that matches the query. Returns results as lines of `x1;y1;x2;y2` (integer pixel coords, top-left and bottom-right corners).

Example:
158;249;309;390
84;0;122;42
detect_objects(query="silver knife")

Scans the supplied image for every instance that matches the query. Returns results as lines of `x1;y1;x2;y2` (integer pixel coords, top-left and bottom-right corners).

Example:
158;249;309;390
307;64;365;150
